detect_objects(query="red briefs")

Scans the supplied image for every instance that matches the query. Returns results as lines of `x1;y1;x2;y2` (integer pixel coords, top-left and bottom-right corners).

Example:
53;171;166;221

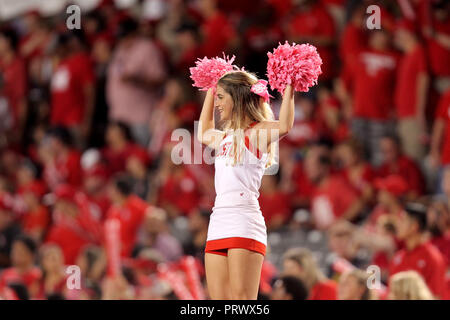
205;237;266;257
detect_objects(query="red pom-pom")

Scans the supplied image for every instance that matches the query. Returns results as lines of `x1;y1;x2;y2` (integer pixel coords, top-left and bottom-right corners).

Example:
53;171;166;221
189;54;236;91
267;41;322;94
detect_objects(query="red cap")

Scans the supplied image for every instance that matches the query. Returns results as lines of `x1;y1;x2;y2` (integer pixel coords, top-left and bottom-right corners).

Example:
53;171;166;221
374;175;409;197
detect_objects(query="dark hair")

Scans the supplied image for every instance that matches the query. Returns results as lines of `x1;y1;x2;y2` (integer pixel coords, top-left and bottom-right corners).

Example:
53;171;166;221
8;283;30;300
278;276;308;300
0;28;19;51
381;133;401;148
117;18;139;39
110;121;133;142
404;202;428;232
114;174;134;196
47;126;74;147
14;234;37;255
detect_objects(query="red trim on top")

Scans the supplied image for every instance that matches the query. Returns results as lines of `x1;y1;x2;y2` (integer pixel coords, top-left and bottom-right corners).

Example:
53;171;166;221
244;122;263;159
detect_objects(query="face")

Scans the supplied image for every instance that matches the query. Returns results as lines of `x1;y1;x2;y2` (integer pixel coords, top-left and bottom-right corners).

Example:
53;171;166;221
282;259;304;280
338;274;364;300
379;138;398;164
335;144;357;168
304;146;328;183
270;280;290;300
395;212;416;240
42;246;64;272
369;30;390;50
0;35;9;54
215;85;233;121
106;124;126;146
377;190;395;207
11;241;34;268
328;231;352;257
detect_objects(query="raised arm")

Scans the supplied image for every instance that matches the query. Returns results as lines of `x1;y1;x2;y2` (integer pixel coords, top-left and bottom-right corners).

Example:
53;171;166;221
197;88;224;149
251;85;295;151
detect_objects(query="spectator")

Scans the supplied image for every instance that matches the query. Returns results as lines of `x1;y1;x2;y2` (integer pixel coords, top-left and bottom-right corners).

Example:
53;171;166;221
0;28;27;143
285;0;336;81
50;31;95;146
40;127;82;190
106;175;149;257
338;269;376;300
282;247;337;300
305;144;363;229
137;207;183;262
270;276;308;300
377;134;425;199
107;18;167;146
427;200;450;264
37;244;68;299
0;235;41;298
334;138;375;208
102;121;150;175
389;203;447;299
394;20;429;163
196;0;236;57
388;270;435;300
430;89;450;176
348;27;398;165
259;175;291;231
45;184;101;265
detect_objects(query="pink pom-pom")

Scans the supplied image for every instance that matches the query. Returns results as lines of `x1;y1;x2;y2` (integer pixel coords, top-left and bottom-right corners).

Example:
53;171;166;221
267;41;322;94
189;54;236;91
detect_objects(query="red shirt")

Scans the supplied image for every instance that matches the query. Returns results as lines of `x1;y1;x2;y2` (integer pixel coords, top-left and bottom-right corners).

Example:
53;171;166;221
339;23;366;91
436;89;450;165
287;4;335;80
50;52;94;126
0;267;42;293
22;206;50;235
389;241;447;298
102;143;149;175
340;164;375;196
311;175;359;229
200;12;235;57
377;155;425;196
309;280;338;300
158;168;201;216
425;19;450;76
395;46;428;118
431;233;450;267
106;195;148;257
43;150;82;190
0;56;27;126
352;49;398;119
259;191;291;226
283;119;319;148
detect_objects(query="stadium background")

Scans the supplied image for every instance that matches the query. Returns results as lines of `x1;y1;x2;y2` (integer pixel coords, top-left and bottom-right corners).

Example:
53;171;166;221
0;0;449;300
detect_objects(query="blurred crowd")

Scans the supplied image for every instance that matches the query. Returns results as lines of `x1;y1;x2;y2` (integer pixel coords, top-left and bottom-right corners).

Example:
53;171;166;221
0;0;449;300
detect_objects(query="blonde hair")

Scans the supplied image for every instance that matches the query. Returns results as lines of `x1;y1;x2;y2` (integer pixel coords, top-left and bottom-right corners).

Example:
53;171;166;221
283;247;325;290
217;71;275;168
341;269;377;300
389;271;435;300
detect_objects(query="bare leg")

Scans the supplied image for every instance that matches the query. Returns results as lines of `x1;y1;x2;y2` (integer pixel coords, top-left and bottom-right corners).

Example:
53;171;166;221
228;248;264;300
205;253;231;299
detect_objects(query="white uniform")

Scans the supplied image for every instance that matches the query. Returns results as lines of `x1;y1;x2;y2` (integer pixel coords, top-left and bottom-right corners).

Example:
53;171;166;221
206;129;268;252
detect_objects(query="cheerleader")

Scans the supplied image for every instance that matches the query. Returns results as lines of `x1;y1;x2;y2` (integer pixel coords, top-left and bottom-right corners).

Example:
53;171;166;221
192;44;322;299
